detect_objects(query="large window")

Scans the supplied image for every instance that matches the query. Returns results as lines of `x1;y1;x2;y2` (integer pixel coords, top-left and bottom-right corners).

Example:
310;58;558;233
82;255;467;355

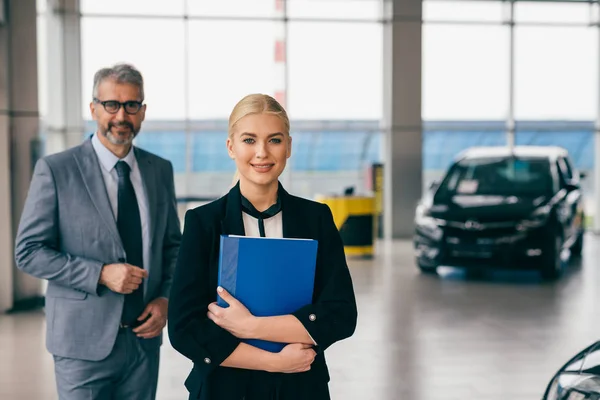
287;22;382;120
287;0;381;20
422;0;599;221
55;1;600;210
187;0;277;18
81;18;186;120
423;1;505;23
422;24;509;121
187;20;281;120
76;1;384;200
514;2;593;24
514;26;597;121
81;0;185;16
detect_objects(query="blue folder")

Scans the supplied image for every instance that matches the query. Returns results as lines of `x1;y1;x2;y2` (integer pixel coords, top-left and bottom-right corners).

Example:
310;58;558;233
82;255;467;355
217;235;318;353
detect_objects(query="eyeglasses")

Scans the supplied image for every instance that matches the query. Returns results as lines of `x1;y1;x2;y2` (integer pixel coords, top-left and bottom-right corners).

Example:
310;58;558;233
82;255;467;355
93;98;144;115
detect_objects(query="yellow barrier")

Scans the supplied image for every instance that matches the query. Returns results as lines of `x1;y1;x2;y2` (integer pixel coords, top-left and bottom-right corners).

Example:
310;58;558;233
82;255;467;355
316;195;376;258
371;163;383;238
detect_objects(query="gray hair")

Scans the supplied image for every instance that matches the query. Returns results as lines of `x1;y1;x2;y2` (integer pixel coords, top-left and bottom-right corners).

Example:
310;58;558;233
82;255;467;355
92;63;145;100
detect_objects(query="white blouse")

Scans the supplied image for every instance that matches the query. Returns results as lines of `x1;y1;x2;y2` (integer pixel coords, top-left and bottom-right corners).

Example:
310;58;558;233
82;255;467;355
242;211;283;238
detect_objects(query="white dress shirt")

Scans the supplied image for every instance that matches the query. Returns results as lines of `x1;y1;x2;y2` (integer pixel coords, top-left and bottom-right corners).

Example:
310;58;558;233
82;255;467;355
91;133;151;276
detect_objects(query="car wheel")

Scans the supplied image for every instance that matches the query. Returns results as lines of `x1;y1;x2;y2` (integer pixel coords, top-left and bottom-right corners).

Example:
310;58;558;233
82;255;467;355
571;231;583;257
540;234;563;281
417;260;438;274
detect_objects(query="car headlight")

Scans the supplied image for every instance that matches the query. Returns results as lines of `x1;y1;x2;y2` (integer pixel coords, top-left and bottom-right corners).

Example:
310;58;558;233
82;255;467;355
566;391;587;400
544;374;593;400
518;205;551;231
546;375;560;400
415;205;445;241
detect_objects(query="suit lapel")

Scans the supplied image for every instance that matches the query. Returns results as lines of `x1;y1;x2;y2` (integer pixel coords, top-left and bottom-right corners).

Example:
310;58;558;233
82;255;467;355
280;184;308;239
135;148;158;247
221;182;246;236
73;139;123;247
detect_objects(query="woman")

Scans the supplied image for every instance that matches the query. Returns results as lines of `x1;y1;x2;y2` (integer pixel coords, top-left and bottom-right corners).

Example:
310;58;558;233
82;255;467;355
168;94;358;400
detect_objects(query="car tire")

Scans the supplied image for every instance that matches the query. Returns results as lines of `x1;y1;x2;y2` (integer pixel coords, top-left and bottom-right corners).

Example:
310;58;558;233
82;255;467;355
571;231;584;257
417;260;438;274
540;234;563;281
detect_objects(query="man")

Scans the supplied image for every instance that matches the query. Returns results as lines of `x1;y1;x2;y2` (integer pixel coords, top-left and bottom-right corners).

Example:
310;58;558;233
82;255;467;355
15;63;181;400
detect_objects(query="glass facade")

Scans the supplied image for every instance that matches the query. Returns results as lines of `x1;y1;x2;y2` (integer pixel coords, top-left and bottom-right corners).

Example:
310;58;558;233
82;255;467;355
37;1;600;214
422;0;599;217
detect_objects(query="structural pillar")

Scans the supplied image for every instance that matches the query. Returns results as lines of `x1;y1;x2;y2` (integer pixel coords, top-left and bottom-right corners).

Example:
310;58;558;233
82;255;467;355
382;0;423;239
507;1;516;150
274;0;291;189
0;0;42;312
44;0;83;155
594;4;600;233
0;92;12;313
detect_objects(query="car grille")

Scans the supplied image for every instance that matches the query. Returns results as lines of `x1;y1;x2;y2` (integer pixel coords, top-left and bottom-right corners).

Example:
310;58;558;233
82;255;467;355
444;224;518;240
443;223;525;258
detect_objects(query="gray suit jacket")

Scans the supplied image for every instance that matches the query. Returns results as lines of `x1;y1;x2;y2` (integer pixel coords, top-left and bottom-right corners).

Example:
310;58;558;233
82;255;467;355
15;138;182;361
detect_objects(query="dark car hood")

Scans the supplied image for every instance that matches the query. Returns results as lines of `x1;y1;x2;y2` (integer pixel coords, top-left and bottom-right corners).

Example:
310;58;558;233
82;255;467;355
427;194;548;223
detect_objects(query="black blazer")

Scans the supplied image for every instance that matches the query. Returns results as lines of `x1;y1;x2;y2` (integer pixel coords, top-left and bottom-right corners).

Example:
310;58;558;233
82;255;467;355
168;182;358;400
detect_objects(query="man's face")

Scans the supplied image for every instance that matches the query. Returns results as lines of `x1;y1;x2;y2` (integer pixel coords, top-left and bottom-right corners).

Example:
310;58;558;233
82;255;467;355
90;79;146;146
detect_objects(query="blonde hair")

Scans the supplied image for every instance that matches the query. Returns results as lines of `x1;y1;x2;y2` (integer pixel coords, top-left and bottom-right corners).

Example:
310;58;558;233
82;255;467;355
228;94;290;184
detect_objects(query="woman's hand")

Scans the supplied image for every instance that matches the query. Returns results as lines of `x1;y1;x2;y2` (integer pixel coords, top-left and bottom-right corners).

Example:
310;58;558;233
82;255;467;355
208;287;256;339
271;343;317;373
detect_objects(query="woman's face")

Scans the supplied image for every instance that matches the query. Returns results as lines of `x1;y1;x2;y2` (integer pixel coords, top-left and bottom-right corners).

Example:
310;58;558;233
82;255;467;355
227;112;291;189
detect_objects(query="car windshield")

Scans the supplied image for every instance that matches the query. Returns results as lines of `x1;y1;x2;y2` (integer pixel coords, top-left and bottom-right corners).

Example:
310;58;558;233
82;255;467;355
437;156;554;197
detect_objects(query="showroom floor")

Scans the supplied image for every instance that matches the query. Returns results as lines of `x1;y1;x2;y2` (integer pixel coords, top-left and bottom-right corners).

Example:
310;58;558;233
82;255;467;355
2;236;599;400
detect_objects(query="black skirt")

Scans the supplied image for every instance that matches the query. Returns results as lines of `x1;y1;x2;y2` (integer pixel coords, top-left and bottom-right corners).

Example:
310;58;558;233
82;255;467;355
190;370;331;400
245;370;330;400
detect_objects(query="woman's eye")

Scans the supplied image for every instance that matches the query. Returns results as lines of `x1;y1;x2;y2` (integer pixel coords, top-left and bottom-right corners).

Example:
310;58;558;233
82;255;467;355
270;138;282;144
243;138;255;144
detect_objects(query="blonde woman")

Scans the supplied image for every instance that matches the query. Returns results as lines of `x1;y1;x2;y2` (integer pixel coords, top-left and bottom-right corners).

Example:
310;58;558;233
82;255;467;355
168;94;357;400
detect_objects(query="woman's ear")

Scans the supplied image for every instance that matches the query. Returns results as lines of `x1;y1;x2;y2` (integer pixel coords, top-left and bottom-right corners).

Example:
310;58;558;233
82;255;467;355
287;135;292;159
226;137;235;159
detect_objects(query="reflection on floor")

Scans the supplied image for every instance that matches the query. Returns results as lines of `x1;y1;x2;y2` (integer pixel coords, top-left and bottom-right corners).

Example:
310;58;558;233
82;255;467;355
2;236;600;400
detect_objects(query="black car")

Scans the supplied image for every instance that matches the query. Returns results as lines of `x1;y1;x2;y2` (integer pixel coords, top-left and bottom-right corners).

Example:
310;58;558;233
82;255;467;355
543;341;600;399
413;146;585;280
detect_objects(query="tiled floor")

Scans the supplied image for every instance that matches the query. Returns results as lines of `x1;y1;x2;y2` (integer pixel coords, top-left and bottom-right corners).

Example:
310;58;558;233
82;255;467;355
2;236;600;399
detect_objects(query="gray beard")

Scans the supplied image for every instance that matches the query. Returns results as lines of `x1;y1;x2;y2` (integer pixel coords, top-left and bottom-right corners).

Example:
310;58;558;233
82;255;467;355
102;130;136;146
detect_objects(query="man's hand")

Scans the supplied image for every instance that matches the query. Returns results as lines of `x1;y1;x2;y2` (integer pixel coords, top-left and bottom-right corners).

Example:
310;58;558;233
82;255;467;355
132;297;168;339
207;287;256;339
99;263;148;294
